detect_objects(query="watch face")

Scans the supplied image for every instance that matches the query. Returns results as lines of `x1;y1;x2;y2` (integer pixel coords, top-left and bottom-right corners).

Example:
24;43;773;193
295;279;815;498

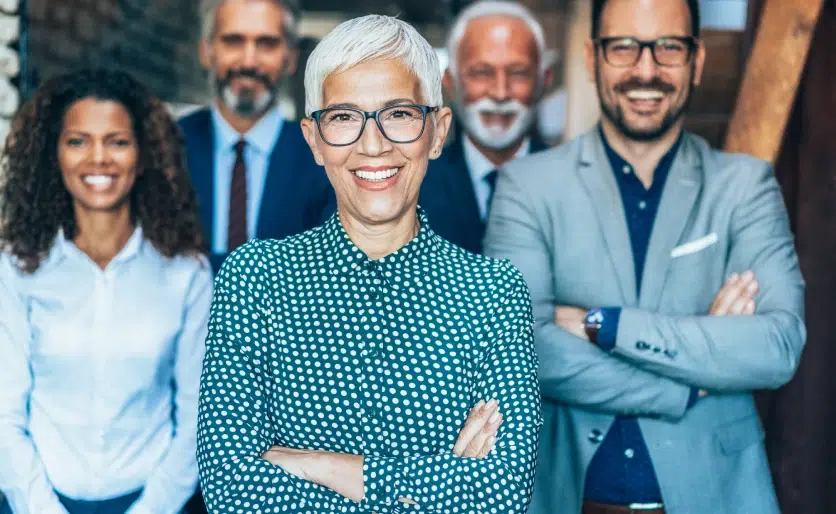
584;309;603;344
585;308;604;326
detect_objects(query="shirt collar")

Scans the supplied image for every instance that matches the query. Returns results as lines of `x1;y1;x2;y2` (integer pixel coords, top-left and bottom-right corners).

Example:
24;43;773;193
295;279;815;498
210;104;284;154
598;125;683;190
462;134;530;182
51;225;145;268
322;207;441;274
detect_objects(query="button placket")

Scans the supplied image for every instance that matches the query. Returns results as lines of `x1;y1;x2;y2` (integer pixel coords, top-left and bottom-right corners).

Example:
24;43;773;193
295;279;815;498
359;261;386;441
91;268;114;495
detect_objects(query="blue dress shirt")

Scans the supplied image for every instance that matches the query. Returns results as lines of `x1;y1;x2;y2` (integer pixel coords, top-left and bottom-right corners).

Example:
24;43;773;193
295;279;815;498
210;106;283;255
584;127;695;504
462;135;530;220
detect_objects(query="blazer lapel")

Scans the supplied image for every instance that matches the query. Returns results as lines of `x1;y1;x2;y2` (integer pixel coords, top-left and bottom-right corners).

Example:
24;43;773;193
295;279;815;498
445;138;485;247
256;122;298;238
639;134;703;310
184;110;216;250
576;131;638;305
530;135;550;153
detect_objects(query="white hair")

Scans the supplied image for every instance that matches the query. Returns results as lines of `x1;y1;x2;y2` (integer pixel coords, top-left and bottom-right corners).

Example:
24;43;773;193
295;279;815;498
304;15;443;117
447;0;547;74
200;0;298;45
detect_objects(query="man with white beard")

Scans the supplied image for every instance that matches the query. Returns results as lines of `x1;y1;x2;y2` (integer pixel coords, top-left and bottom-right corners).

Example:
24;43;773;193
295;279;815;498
179;0;334;274
419;0;552;254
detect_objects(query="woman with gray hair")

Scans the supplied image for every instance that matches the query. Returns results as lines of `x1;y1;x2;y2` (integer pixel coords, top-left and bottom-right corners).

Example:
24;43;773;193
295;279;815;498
196;14;541;514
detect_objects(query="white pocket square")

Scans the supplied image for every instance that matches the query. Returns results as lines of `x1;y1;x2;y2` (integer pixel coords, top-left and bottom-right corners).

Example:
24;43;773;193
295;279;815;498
671;233;718;258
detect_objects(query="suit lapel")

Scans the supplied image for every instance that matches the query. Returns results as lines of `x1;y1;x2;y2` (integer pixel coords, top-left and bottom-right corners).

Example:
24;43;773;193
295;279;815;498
444;138;485;248
256;122;298;238
576;131;638;305
530;135;550;153
185;110;216;250
639;134;703;310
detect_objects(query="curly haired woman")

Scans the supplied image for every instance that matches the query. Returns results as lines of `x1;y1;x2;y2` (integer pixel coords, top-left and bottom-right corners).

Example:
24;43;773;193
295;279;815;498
0;69;212;514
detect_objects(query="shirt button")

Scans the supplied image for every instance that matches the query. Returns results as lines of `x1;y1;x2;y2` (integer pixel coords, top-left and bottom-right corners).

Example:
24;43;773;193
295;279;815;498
638;200;647;210
622;165;631;174
624;448;635;459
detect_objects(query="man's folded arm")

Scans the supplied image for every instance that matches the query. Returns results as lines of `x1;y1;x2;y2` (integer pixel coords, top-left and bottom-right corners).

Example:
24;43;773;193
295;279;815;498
485;170;693;420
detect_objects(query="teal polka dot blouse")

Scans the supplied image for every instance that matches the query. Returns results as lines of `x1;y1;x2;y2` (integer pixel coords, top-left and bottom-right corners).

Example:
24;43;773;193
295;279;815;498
196;209;542;513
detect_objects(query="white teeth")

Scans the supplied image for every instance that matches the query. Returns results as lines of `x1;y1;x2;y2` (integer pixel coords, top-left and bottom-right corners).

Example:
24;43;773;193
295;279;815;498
83;175;114;185
627;90;665;100
353;168;399;182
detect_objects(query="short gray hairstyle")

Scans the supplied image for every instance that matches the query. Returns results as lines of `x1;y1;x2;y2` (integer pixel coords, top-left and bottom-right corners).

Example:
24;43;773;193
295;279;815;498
447;0;547;73
304;15;443;117
200;0;298;46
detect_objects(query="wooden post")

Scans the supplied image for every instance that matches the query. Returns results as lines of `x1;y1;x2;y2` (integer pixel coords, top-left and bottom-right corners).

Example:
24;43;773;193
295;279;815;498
723;0;825;162
563;0;599;140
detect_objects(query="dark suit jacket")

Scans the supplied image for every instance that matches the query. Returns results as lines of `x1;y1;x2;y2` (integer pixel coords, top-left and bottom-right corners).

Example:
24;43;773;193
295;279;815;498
420;133;548;254
179;108;336;273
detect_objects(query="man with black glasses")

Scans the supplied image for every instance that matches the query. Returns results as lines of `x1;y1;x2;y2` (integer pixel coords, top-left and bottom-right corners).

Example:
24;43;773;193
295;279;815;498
484;0;805;513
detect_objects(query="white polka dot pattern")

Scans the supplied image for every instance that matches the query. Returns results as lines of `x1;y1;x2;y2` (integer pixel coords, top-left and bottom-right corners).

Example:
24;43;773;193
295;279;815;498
197;210;542;513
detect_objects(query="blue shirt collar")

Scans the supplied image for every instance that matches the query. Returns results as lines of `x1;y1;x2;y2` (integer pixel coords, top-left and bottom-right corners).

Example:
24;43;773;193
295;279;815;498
210;104;284;154
597;124;683;191
46;225;145;272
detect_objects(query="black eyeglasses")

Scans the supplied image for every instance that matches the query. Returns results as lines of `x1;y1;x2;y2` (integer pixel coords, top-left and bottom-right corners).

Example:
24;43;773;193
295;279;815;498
310;104;439;147
595;36;698;68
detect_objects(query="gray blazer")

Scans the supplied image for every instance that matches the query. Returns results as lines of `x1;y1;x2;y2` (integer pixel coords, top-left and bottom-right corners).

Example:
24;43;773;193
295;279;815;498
484;129;806;514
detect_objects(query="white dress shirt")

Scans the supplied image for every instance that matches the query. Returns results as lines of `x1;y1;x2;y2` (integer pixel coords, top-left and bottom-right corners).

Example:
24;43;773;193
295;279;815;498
210;106;283;254
0;227;213;514
462;135;531;220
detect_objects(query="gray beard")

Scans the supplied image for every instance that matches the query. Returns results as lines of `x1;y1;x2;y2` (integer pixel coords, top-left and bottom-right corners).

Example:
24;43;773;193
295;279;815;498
210;74;278;119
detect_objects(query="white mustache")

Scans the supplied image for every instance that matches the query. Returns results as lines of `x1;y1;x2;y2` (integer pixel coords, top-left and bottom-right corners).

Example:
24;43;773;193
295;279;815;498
469;98;528;116
460;98;534;150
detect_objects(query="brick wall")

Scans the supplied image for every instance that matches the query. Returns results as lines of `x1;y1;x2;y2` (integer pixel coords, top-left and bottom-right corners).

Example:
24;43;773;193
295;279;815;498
27;0;209;103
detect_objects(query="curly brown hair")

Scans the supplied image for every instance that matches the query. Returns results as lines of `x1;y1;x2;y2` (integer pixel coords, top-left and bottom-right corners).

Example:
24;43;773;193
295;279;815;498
0;68;205;273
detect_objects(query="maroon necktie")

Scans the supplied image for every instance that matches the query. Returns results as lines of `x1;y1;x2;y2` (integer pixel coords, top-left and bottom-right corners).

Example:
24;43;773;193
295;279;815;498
227;140;248;252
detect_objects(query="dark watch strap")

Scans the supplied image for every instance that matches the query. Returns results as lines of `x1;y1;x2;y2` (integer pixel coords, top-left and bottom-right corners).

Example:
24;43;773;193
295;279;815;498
584;308;604;345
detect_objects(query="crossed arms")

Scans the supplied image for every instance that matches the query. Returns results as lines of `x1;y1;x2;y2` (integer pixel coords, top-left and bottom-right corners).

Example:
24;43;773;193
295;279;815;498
484;162;805;421
196;249;541;513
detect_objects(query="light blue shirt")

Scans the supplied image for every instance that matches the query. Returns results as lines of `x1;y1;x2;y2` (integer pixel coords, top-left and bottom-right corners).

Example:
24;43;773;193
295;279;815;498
462;135;530;220
210;106;284;254
0;228;213;514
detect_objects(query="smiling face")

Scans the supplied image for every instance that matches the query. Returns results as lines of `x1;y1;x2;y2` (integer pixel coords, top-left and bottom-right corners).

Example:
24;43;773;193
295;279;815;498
201;0;297;119
448;15;542;150
586;0;705;142
58;98;139;217
301;59;451;229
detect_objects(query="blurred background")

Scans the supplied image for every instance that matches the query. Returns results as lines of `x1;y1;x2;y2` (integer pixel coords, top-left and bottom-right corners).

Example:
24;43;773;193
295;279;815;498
2;1;836;513
1;0;751;148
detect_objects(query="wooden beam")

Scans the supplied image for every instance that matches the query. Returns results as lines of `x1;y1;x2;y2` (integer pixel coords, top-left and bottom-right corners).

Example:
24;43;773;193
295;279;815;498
723;0;825;162
562;0;599;139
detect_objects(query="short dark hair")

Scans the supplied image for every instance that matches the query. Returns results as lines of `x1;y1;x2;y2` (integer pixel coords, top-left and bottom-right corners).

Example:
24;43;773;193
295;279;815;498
591;0;701;39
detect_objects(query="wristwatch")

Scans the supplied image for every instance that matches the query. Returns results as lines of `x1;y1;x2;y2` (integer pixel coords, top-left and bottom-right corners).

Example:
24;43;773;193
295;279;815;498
583;308;604;345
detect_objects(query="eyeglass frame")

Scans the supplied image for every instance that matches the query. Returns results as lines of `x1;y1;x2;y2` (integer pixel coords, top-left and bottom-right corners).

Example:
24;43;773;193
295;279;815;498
594;36;699;68
309;104;440;147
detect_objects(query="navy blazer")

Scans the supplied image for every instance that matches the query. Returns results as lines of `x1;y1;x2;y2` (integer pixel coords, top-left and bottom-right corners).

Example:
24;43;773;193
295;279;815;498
179;108;336;273
420;133;548;254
